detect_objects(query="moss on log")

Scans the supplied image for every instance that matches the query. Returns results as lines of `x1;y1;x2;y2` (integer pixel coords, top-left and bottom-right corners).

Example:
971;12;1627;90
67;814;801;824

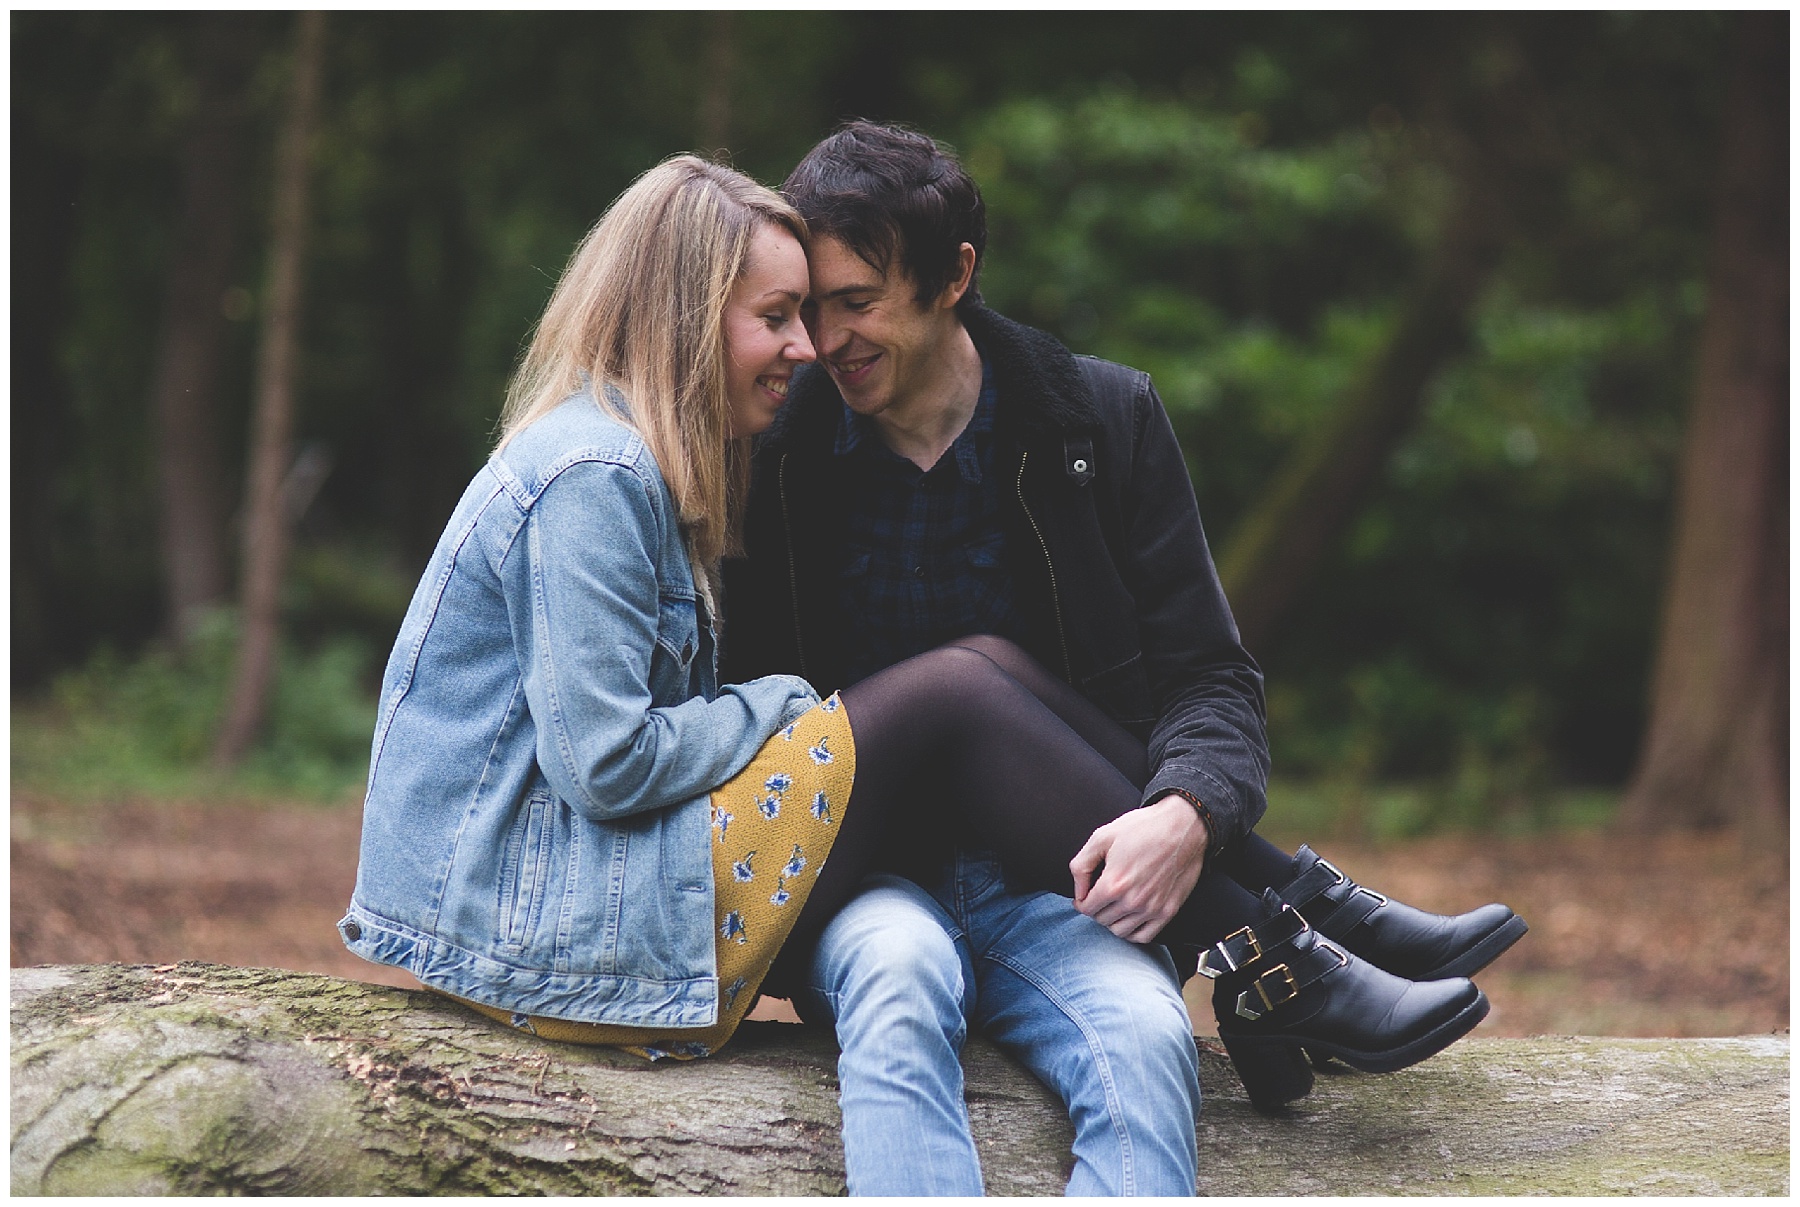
11;963;1789;1195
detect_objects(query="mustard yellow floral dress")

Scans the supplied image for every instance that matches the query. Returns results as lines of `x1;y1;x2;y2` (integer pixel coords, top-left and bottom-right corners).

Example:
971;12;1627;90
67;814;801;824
450;693;854;1060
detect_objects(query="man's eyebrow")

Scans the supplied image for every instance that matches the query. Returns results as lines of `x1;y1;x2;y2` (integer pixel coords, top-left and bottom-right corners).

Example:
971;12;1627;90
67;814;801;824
819;282;881;300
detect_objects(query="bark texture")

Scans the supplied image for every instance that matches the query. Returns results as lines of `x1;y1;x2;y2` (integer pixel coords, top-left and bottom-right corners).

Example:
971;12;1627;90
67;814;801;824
11;963;1789;1196
1620;11;1788;832
214;11;328;765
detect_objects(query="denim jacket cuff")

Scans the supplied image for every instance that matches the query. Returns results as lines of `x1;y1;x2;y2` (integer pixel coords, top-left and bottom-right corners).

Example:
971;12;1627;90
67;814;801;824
776;679;822;727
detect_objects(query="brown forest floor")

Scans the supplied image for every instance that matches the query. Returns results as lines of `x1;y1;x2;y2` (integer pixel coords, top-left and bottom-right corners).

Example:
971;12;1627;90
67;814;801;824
10;793;1788;1039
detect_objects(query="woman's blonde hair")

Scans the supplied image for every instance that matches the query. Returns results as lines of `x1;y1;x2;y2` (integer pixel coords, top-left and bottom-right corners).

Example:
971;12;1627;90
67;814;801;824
498;155;805;566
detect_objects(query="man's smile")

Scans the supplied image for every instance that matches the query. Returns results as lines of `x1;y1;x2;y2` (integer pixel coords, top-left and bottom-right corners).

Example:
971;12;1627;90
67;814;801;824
829;352;882;385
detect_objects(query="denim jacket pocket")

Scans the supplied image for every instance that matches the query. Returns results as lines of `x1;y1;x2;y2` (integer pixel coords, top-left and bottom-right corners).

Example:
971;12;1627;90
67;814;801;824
498;791;557;949
651;594;699;699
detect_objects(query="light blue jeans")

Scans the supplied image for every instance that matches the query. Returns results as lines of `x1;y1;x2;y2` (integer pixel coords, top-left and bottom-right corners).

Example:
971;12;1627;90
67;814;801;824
797;853;1201;1196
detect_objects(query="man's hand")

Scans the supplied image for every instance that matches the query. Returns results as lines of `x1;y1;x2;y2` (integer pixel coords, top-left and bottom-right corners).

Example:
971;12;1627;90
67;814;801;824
1069;795;1208;943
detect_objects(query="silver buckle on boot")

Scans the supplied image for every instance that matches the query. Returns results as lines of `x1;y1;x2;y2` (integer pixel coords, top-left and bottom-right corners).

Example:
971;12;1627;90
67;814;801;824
1196;925;1262;979
1316;856;1387;908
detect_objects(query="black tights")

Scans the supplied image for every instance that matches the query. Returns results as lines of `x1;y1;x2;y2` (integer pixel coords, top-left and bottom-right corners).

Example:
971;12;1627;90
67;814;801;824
783;636;1300;964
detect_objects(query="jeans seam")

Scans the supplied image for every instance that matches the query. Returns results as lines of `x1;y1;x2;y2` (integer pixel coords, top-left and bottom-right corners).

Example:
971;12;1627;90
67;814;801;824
984;949;1136;1195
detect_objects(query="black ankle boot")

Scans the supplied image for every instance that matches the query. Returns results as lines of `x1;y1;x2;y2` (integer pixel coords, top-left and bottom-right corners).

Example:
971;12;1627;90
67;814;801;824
1274;844;1527;981
1203;890;1489;1115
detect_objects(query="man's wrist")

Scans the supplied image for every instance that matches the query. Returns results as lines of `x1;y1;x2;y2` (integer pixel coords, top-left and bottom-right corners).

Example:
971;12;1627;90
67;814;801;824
1150;788;1213;853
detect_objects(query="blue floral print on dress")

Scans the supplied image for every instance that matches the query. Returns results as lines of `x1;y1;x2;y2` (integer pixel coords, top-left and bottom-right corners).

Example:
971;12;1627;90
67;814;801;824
721;910;747;944
811;790;833;823
731;851;756;883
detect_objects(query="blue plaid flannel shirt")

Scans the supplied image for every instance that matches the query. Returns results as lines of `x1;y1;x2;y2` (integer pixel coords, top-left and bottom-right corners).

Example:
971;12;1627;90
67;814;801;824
834;357;1019;684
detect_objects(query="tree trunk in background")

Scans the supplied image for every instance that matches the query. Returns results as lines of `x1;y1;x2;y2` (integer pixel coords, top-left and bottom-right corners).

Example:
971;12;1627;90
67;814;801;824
11;80;85;687
214;12;327;767
1217;22;1563;657
1620;13;1787;833
1216;176;1506;655
151;15;261;646
696;11;735;156
1209;21;1548;661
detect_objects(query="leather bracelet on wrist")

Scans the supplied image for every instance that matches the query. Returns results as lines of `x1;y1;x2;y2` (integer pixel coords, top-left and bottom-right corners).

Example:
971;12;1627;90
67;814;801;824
1157;787;1216;852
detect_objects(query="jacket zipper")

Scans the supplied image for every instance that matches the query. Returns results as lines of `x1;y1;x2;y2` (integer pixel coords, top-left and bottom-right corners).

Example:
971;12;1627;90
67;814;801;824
1016;451;1072;682
777;453;809;680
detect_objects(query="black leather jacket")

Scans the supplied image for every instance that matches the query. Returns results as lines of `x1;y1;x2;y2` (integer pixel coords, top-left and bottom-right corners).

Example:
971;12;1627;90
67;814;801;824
720;306;1269;851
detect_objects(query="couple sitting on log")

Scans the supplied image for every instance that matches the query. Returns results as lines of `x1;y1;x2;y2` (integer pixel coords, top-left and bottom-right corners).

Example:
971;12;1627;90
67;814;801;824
342;120;1526;1197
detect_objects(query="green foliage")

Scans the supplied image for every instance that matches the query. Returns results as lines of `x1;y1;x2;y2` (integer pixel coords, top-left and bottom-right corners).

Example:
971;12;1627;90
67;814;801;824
1261;778;1617;846
13;611;377;803
966;86;1414;411
955;69;1706;826
12;14;1730;827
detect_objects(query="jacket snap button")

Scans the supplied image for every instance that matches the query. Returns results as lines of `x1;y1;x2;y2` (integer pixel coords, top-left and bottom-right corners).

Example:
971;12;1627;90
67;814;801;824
342;921;362;941
1072;458;1089;474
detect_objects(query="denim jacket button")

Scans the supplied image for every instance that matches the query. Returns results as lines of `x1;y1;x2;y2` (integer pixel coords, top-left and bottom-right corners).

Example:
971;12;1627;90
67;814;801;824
342;921;362;941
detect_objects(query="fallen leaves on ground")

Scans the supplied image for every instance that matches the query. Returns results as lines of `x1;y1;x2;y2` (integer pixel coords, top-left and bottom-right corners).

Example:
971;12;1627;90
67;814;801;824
11;795;1787;1038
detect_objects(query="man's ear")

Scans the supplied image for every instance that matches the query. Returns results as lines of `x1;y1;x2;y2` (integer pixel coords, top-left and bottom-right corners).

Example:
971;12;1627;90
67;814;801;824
937;243;978;311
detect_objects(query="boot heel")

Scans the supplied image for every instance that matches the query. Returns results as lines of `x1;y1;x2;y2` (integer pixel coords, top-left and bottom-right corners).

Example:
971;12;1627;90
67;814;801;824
1221;1032;1313;1114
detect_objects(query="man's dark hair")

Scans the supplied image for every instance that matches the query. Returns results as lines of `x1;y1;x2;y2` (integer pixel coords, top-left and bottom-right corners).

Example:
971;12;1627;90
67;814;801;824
782;120;986;313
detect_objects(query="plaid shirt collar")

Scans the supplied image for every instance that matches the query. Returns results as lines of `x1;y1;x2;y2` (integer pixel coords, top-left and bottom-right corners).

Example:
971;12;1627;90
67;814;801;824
832;356;996;483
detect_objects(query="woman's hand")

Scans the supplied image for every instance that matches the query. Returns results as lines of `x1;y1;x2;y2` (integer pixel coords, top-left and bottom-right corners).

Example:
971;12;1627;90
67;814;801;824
1069;795;1209;943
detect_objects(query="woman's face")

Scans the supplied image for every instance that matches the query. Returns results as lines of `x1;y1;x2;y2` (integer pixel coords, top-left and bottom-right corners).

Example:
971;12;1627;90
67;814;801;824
723;223;816;438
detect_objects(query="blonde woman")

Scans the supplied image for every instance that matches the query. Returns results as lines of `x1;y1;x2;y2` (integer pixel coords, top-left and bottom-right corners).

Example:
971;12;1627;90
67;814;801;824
343;157;1488;1093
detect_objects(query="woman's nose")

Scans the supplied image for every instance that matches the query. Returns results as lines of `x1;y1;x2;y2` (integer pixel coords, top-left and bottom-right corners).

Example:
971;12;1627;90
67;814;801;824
788;321;817;364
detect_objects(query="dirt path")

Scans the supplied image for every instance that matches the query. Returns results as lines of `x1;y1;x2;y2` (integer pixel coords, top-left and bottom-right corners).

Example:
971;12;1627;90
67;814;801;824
10;795;1787;1038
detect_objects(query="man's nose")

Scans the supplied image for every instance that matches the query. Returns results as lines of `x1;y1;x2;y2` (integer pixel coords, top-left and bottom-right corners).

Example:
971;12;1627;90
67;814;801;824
806;308;846;360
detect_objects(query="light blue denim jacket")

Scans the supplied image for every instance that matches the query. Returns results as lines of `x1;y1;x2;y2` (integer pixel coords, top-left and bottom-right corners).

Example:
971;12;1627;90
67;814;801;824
340;392;818;1027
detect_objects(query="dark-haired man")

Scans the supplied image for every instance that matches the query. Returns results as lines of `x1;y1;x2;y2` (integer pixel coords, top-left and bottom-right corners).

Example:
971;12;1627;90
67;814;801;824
721;120;1240;1196
721;122;1513;1195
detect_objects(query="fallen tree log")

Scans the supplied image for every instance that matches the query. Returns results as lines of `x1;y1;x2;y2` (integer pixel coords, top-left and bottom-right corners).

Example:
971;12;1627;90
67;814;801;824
11;963;1789;1195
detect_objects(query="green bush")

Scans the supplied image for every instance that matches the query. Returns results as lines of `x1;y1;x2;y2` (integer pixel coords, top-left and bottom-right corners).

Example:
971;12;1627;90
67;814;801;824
12;610;377;802
959;85;1684;830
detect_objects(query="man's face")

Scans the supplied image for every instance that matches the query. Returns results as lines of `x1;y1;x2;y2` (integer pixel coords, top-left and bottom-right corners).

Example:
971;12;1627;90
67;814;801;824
803;235;960;421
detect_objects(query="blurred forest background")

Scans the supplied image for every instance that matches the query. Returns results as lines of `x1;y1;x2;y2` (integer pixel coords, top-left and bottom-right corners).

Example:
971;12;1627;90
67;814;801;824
11;11;1786;841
